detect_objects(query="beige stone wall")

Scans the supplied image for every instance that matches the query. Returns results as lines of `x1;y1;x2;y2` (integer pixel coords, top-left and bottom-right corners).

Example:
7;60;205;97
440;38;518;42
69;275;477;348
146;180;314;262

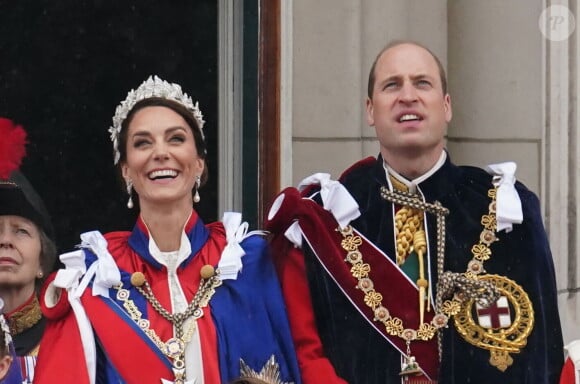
447;0;544;193
287;0;579;347
290;0;447;186
290;0;541;189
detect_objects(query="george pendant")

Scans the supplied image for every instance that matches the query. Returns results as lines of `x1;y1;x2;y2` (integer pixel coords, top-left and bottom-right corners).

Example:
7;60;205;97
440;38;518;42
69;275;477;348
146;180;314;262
170;366;186;384
399;354;422;377
158;358;196;384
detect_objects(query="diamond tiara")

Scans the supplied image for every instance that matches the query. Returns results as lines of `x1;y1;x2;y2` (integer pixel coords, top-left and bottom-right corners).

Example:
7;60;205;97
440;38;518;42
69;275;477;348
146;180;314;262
108;75;206;164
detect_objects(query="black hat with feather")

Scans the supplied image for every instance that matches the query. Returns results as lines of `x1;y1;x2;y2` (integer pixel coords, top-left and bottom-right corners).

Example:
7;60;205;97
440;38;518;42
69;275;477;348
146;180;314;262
0;118;54;239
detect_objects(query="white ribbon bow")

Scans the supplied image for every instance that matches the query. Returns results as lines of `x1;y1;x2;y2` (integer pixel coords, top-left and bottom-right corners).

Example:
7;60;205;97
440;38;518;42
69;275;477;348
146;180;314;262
54;250;87;292
51;231;122;384
77;231;122;298
297;173;360;228
50;255;84;382
218;212;264;280
284;221;304;248
485;162;523;233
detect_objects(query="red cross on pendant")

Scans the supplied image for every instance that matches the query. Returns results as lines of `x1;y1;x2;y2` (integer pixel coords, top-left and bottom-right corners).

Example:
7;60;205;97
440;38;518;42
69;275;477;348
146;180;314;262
476;296;511;329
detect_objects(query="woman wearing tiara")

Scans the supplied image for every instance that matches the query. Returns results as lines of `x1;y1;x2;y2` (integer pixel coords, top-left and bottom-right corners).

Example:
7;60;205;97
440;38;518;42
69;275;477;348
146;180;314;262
0;118;57;383
34;76;301;384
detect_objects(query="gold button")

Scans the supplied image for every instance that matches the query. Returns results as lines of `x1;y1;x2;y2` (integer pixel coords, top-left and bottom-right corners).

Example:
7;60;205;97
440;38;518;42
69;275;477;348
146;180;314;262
130;272;146;287
200;265;215;279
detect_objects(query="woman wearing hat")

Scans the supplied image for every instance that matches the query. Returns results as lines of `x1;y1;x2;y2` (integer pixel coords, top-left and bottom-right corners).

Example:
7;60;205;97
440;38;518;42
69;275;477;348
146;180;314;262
0;118;57;383
34;76;301;384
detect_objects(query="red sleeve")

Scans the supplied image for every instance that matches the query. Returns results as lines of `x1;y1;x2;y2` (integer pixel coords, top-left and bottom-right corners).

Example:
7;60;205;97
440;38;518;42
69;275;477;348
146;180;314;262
560;358;577;384
273;239;347;384
35;273;91;383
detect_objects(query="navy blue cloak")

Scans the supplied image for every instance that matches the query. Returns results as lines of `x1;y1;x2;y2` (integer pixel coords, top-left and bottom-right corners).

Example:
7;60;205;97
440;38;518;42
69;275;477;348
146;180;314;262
278;154;563;384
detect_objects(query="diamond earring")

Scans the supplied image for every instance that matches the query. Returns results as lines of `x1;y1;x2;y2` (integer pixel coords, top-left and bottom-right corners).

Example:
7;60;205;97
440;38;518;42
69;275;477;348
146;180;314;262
193;176;201;203
126;179;134;209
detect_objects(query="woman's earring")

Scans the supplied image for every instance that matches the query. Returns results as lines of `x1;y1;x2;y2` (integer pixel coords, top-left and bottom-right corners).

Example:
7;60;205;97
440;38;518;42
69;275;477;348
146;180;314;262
126;179;134;209
37;271;44;279
193;175;201;203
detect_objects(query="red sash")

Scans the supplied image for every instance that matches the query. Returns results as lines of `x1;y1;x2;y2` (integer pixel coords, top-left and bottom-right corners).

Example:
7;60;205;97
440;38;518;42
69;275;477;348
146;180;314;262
267;187;439;380
80;291;175;383
38;283;179;383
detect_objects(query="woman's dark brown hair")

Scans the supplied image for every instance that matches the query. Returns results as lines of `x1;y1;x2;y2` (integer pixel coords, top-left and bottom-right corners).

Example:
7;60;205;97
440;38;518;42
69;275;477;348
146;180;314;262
37;229;57;291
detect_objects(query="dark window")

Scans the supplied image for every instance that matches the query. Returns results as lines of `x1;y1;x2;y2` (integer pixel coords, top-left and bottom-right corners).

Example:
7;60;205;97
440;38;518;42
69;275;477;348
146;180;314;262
0;1;218;254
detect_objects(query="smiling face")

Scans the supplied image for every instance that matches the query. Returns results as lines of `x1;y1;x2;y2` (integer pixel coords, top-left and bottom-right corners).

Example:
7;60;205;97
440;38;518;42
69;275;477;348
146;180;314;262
121;106;205;209
366;43;452;163
0;216;42;292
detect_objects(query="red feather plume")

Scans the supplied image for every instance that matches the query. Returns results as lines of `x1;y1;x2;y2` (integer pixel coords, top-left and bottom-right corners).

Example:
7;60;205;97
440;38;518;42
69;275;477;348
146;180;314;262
0;118;27;180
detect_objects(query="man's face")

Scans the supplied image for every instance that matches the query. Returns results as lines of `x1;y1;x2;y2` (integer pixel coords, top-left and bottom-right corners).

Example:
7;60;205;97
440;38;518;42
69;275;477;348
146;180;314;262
366;43;452;160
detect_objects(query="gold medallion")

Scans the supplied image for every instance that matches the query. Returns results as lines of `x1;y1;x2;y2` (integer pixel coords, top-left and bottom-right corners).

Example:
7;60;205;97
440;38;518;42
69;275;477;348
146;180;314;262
453;274;534;371
165;337;186;359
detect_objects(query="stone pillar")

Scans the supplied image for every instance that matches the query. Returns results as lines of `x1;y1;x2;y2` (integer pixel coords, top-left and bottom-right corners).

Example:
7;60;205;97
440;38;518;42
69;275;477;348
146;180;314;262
543;0;580;344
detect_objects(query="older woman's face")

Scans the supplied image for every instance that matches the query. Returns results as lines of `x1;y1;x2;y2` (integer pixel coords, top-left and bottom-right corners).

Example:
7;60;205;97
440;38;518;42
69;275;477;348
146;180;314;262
121;106;204;208
0;216;42;290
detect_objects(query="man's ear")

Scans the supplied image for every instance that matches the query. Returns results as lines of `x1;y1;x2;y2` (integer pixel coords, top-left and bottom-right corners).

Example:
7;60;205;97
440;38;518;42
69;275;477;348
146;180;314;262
444;94;452;123
366;97;375;126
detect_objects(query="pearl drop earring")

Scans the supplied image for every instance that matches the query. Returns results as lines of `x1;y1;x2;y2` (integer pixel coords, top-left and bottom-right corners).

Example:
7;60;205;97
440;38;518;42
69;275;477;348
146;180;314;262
193;176;201;203
126;179;134;209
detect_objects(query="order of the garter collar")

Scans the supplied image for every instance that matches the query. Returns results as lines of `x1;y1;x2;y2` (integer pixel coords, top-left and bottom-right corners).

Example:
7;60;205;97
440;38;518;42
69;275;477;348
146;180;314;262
108;75;206;164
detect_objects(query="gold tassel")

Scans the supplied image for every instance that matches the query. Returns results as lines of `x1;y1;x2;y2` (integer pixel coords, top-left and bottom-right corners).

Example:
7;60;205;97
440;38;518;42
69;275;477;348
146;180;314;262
414;230;428;324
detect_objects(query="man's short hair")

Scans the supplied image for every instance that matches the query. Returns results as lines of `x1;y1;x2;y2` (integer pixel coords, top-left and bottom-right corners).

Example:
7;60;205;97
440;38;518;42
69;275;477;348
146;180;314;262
367;40;448;98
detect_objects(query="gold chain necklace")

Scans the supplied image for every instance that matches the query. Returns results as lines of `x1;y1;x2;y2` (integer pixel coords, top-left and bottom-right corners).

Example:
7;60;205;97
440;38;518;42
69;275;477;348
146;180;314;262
337;186;502;376
114;265;222;384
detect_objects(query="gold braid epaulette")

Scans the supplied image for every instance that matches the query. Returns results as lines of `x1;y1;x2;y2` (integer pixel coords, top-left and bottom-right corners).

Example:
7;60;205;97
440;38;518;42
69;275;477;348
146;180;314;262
7;296;42;336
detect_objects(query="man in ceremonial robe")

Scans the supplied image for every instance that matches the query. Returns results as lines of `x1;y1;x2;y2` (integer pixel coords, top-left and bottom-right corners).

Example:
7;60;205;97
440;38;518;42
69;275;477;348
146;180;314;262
266;41;564;383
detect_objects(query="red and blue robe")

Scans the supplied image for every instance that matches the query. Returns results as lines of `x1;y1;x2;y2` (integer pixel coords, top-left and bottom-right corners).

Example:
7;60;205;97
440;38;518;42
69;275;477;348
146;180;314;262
34;212;301;383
